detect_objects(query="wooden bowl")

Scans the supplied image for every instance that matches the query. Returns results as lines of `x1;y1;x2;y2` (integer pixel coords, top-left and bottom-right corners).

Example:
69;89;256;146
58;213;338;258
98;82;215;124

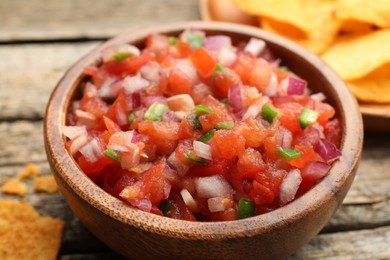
44;21;363;259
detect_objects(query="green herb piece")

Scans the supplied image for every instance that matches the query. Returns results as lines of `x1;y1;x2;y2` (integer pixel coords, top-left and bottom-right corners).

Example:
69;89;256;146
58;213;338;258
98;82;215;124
195;105;215;115
298;107;318;129
261;103;280;123
113;52;132;61
169;37;178;46
188;113;202;130
215;63;224;72
220;98;228;104
279;147;302;160
104;149;121;162
186;32;204;48
144;102;169;121
237;198;255;219
185;151;208;166
215;121;234;130
279;66;289;72
210;64;224;87
158;199;174;216
128;111;136;124
199;129;216;143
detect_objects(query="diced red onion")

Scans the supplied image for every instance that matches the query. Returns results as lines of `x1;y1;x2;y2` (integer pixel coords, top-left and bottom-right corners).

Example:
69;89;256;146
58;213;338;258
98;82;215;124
269;58;281;67
287;76;307;95
242;96;269;120
122;75;149;94
301;161;331;182
244;38;266;57
97;77;118;99
62;125;87;140
84;82;98;95
69;135;89;155
131;92;141;109
217;47;237;67
115;103;128;126
195;175;233;198
262;72;278;96
120;145;142;169
142;95;167;107
139;61;162;84
180;189;199;213
162;111;181;123
75;109;97;127
279;127;293;148
107;131;135;152
175;59;198;84
279;169;302;206
207;196;233;213
79;138;104;163
193;141;212;161
316;138;342;163
167;152;190;177
166;94;195;112
311;92;326;102
203;35;232;51
228;84;244;113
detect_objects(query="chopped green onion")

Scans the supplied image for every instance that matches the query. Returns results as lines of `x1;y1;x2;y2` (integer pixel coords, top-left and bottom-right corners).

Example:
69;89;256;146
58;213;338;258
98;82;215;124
279;147;302;160
113;52;132;61
199;129;216;143
195;105;214;115
169;36;178;46
298;107;318;129
237;198;255;219
185;151;208;166
215;63;224;72
158;199;174;216
279;66;289;72
215;121;234;130
186;32;204;48
144;102;169;121
261;103;280;123
128;111;136;124
220;98;228;104
104;149;121;162
188;113;202;130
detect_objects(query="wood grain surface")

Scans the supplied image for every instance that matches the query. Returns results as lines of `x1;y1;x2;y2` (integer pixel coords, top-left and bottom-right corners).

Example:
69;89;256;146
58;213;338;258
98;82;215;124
1;0;389;258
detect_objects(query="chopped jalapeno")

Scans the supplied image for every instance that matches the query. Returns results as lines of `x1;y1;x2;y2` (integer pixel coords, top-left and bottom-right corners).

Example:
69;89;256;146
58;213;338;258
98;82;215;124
186;32;204;48
237;198;255;219
188;113;202;130
128;111;136;124
185;151;208;165
104;149;121;162
215;121;234;129
113;52;132;61
262;103;280;123
195;105;214;115
144;102;169;121
169;36;178;46
199;129;216;143
279;147;302;160
158;199;174;216
279;66;289;72
298;107;318;129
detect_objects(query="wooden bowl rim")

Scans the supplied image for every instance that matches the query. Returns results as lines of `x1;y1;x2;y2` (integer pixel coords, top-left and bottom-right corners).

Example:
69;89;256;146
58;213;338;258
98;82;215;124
44;21;363;240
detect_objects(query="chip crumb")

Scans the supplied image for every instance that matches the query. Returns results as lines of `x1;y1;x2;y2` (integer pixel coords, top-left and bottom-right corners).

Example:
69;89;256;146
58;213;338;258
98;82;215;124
1;178;28;196
17;163;41;180
34;175;59;194
0;200;65;260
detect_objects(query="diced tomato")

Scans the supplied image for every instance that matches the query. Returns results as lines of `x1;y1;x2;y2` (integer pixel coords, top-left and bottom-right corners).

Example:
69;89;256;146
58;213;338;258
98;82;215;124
198;113;223;132
79;92;108;119
237;148;267;179
210;130;245;160
190;47;217;78
287;145;321;168
103;116;122;135
101;52;154;77
142;161;171;205
212;68;240;98
278;102;304;132
166;69;192;96
199;95;233;122
233;118;272;148
166;192;196;221
207;208;237;221
176;41;194;58
323;119;341;147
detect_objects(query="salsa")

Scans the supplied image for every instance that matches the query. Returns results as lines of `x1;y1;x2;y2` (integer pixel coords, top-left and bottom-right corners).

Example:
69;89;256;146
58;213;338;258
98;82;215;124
63;30;342;221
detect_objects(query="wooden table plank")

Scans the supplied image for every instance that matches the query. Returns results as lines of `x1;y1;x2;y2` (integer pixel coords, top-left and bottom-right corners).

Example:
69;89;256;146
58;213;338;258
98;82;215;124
0;0;199;42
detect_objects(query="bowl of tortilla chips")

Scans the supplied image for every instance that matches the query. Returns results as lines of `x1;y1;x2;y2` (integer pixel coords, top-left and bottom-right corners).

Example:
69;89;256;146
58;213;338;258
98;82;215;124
200;0;390;131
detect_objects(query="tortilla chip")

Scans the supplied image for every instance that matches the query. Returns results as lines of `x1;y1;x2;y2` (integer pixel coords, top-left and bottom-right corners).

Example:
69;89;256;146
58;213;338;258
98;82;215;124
0;200;64;260
347;63;390;103
34;175;59;194
1;178;28;196
339;20;375;35
336;0;390;29
17;163;41;180
322;29;390;80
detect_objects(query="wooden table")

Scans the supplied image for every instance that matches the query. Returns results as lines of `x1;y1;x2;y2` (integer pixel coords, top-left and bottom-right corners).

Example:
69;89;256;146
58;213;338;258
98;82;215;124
1;0;390;258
